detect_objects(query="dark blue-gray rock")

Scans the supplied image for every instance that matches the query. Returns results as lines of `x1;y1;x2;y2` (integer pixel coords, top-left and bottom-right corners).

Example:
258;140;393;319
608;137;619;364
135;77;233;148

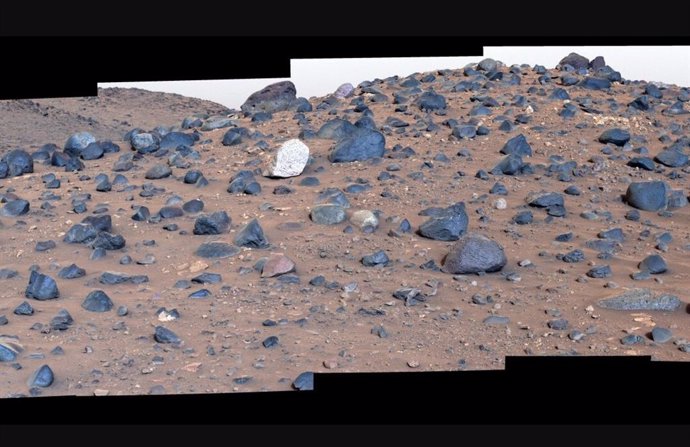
393;287;424;306
183;199;204;213
442;233;507;274
200;117;234;131
191;273;222;284
527;192;564;208
416;91;446;111
234;218;269;248
628;95;650;111
82;215;112;232
158;206;184;219
131;206;150;221
654;149;688;167
80;143;104;160
625;181;668;211
310;204;347;225
638;254;667;274
195;242;240;259
89;232;125;250
1;199;30;217
35;240;56;252
154;326;181;344
25;271;59;300
579;77;611;90
627;157;655;171
500;134;532;157
117;306;128;317
50;309;74;330
548;319;569;330
99;272;132;285
14;300;34;315
145;164;172;180
598;228;624;242
58;263;85;279
28;364;54;388
0;341;19;361
418;203;468;241
560;249;585;263
621;334;644;346
64;156;84;172
3;149;34;177
589;56;606;70
262;336;279;348
361;250;389;267
644;84;663;99
663;101;688;116
597;288;681;311
651;327;672;343
512;211;533;225
0;315;7;325
184;170;203;184
130;132;159;153
328;128;385;163
241;81;297;114
492;154;524;175
188;289;211;299
667;190;688;209
587;265;612;278
82;290;113;312
222;128;243;146
193;211;231;235
160;132;195;151
559;53;589;70
292;371;314;391
452;125;477;140
65;131;96;155
317;119;357;140
90;247;107;260
598;128;630;146
0;268;19;280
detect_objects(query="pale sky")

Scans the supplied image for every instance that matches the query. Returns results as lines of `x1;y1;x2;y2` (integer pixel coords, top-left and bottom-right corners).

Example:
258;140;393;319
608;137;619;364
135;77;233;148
100;46;690;110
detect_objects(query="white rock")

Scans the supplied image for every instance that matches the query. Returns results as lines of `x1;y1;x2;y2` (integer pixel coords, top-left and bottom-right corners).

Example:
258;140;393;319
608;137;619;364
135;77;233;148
494;198;507;210
333;83;355;99
264;139;309;178
350;210;379;229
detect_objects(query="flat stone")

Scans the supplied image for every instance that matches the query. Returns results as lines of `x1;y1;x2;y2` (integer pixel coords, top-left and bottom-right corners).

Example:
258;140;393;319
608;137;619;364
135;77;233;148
598;288;682;311
483;315;510;325
195;242;240;259
310;204;347;225
261;253;296;278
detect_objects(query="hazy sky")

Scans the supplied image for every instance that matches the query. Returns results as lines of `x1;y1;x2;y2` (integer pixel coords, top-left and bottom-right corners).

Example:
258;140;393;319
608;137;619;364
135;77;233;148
100;46;690;110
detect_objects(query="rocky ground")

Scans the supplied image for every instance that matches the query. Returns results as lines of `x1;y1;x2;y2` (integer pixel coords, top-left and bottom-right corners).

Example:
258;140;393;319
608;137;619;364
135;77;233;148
1;53;689;397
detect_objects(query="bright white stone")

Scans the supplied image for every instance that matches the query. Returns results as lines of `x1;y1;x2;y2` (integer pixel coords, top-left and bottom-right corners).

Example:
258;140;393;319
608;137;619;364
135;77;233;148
494;198;507;209
264;139;309;178
350;210;379;229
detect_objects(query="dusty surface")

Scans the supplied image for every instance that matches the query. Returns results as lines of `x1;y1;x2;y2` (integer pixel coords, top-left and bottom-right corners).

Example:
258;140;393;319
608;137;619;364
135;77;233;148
1;60;689;397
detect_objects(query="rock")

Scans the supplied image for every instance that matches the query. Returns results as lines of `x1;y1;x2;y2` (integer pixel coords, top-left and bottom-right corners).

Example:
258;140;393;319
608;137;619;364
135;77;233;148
292;371;314;391
329;128;385;163
621;334;644;346
158;206;184;219
191;273;222;284
500;134;532;157
559;52;589;70
579;77;611;90
393;287;424;306
527;192;564;208
89;232;126;250
654;149;688;168
193;211;231;235
63;223;99;243
333;83;355;99
310;204;347;225
262;336;279;348
416;91;447;111
625;181;668;211
82;290;113;312
28;364;54;388
234;218;269;248
598;228;625;242
597;288;682;311
651;327;672;343
512;210;533;225
131;206;150;221
418;203;468;241
145;164;172;180
82;215;112;232
663;101;688;116
548;319;569;330
442;233;507;274
222;128;243;146
65;132;96;155
35;240;56;252
361;250;389;267
14;301;34;315
241;80;297;115
0;315;7;325
317;119;357;140
492;154;524;175
350;210;379;231
264;139;309;178
188;289;211;299
0;269;18;279
560;249;585;263
0;339;20;362
587;265;612;278
154;326;181;344
478;58;498;72
1;199;30;217
80;143;104;160
160;132;195;151
598;128;630;146
195;242;240;259
483;315;510;325
261;253;296;278
201;117;234;131
627;157;655;171
130;132;159;153
638;254;667;274
58;264;86;279
183;199;204;214
50;309;74;331
25;271;59;300
3;149;34;177
316;187;350;208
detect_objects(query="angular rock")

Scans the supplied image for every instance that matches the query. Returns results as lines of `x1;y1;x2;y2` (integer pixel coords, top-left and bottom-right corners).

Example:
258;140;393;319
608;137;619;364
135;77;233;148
442;233;507;274
362;250;389;267
58;263;86;279
328;128;385;163
527;191;564;208
587;265;612;278
416;91;447;111
154;326;181;344
264;139;309;178
598;288;681;311
418;203;468;241
241;81;297;115
261;253;296;278
492;154;524;175
3;149;34;177
82;215;112;232
1;199;30;217
559;52;589;70
25;271;59;300
28;364;54;388
14;301;34;315
195;242;240;259
350;210;379;230
50;309;74;331
89;232;126;250
234;218;269;248
500;134;532;157
82;290;113;312
193;211;231;235
598;128;630;146
64;223;99;244
310;204;347;225
191;273;222;284
625;181;668;211
638;254;667;274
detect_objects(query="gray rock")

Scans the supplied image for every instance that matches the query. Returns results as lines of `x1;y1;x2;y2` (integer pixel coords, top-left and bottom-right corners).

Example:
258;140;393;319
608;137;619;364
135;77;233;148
145;164;172;180
195;242;240;259
587;265;612;278
625;181;668;211
598;128;630;146
14;301;34;315
25;271;59;300
63;223;99;243
328;128;385;163
234;218;269;248
500;134;532;157
154;326;181;344
492;154;524;175
598;288;682;311
82;290;113;312
28;364;54;388
1;199;30;217
0;268;18;280
638;254;667;274
193;211;231;235
527;191;564;208
654;149;688;168
264;139;310;178
292;371;314;391
241;81;297;115
621;334;644;346
483;315;510;325
418;203;468;241
64;132;96;155
651;327;672;343
58;264;86;279
89;232;126;250
442;233;507;274
130;132;159;153
333;83;355;99
361;250;389;267
317;119;357;140
3;149;34;177
559;53;589;70
310;204;347;225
